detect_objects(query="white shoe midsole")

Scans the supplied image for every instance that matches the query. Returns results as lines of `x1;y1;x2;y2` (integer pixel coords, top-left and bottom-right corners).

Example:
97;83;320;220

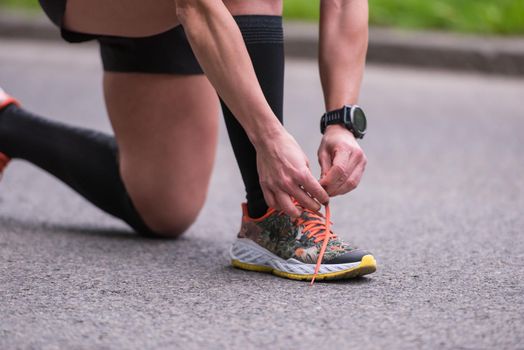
230;238;361;275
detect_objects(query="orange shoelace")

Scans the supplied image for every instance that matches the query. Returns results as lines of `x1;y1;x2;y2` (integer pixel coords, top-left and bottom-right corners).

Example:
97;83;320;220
268;201;334;285
291;203;334;285
312;204;333;285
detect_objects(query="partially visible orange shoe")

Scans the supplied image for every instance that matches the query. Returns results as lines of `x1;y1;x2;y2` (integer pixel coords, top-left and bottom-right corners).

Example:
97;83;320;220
0;87;20;180
0;153;9;181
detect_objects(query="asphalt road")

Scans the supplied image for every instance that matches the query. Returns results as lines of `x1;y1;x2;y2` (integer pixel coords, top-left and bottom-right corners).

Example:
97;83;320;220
1;38;523;350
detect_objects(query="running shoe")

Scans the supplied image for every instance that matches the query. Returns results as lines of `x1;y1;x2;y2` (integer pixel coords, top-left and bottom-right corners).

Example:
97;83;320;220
0;87;20;180
230;202;377;281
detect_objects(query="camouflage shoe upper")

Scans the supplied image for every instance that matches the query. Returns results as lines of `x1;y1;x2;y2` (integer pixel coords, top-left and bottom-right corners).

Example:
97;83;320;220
238;203;369;264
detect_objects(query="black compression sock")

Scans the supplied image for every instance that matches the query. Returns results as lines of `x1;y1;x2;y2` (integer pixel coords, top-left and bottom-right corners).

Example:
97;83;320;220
222;15;284;218
0;104;154;235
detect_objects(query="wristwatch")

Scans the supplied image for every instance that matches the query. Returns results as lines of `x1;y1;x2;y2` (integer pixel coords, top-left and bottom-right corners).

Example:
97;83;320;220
320;105;367;138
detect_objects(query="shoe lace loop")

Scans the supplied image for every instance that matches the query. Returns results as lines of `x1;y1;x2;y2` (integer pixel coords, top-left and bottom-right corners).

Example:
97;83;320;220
294;207;336;243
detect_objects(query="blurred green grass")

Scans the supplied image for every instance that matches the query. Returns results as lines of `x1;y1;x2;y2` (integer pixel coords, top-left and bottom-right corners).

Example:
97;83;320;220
0;0;37;10
1;0;523;35
284;0;524;35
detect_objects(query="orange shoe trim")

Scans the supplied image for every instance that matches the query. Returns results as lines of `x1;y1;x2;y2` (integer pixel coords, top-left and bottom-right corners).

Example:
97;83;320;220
241;202;277;223
0;152;10;170
0;95;18;171
0;96;20;111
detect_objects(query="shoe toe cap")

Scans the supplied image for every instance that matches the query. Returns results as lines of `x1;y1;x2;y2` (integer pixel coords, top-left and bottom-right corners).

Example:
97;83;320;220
326;249;371;264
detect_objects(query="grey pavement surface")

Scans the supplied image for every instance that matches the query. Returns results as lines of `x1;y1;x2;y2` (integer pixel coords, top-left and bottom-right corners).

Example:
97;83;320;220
285;22;524;76
0;39;523;349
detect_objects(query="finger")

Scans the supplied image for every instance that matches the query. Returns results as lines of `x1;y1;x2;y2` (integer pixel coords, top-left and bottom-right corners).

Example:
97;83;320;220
275;191;301;218
261;185;278;210
331;162;365;196
319;149;351;195
331;152;367;196
301;172;330;205
318;151;332;180
289;185;321;212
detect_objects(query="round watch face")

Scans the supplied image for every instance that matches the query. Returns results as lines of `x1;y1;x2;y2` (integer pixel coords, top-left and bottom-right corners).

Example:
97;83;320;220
352;107;367;133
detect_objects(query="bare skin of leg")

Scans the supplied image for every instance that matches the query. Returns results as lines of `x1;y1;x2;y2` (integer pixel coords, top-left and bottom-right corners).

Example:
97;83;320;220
64;0;281;37
104;74;219;237
64;0;282;237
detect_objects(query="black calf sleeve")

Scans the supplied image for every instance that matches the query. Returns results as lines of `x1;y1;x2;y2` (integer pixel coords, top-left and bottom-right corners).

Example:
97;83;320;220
0;104;154;235
222;15;285;218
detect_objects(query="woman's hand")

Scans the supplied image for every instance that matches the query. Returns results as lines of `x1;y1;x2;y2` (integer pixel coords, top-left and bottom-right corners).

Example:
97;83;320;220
256;131;329;218
318;124;367;196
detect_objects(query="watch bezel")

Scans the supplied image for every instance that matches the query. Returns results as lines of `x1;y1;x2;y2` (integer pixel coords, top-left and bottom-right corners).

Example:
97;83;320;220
321;105;367;137
345;105;366;139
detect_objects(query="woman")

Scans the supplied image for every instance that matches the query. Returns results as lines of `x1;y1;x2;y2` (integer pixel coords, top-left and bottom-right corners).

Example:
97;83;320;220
0;0;375;281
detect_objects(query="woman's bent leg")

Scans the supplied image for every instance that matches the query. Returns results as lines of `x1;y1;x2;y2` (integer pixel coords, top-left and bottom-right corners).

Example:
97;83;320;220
59;0;284;219
104;73;219;237
0;74;218;237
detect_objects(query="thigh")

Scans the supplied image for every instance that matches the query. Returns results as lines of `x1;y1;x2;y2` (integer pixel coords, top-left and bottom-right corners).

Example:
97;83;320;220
63;0;283;38
63;0;282;37
103;72;219;234
64;0;178;37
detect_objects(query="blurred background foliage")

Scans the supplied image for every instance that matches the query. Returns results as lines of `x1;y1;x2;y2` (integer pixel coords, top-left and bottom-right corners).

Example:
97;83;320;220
284;0;524;35
1;0;523;35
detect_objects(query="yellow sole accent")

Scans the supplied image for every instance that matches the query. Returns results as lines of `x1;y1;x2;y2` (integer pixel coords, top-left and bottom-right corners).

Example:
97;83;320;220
231;254;377;281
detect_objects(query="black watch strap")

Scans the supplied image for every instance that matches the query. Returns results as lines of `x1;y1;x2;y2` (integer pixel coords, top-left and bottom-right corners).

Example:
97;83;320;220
320;106;347;134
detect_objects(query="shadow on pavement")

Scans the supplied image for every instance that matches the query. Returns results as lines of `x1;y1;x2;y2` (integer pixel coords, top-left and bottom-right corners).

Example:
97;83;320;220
2;215;376;286
0;215;143;240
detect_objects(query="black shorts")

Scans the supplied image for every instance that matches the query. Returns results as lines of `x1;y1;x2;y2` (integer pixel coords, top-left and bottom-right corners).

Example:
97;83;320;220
38;0;204;75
